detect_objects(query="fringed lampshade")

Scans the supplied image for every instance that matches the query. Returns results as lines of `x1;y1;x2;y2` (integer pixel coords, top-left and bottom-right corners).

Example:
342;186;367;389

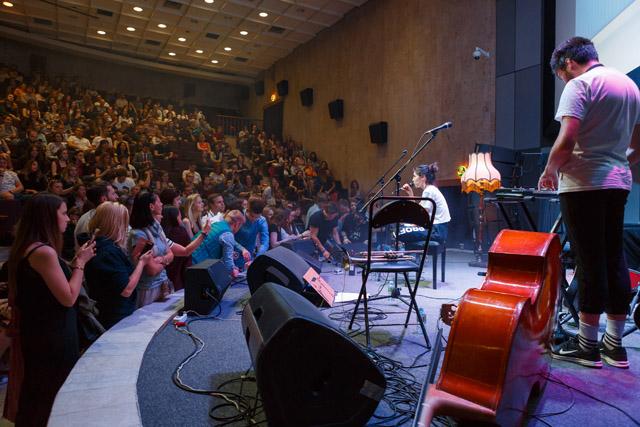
461;152;501;194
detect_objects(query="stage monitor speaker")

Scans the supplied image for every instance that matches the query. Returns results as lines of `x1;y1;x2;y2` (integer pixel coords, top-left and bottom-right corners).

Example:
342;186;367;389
280;239;322;274
277;80;289;96
300;87;314;106
184;259;231;314
247;246;324;304
369;122;388;144
242;283;386;427
255;80;265;96
328;99;344;120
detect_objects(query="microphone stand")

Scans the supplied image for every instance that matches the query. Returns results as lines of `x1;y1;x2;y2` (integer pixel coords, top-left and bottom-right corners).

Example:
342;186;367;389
360;129;442;213
363;149;408;202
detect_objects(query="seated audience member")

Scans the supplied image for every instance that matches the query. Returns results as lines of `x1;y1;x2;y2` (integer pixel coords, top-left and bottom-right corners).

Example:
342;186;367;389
85;202;153;329
133;144;153;171
18;159;48;194
202;193;225;225
234;197;269;267
308;202;341;260
67;126;92;152
128;192;210;307
112;167;136;193
349;179;364;202
182;193;205;240
45;132;66;160
118;155;137;179
50;148;71;177
191;210;246;278
0;153;23;200
61;164;83;190
155;171;174;191
182;163;202;186
160;206;191;291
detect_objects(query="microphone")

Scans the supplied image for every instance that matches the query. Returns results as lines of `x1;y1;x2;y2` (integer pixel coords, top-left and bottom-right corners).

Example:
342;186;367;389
427;121;453;134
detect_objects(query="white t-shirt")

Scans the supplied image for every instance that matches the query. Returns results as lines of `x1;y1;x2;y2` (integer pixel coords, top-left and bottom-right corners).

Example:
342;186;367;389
68;136;92;152
421;185;451;225
555;66;640;193
112;177;136;192
201;211;224;228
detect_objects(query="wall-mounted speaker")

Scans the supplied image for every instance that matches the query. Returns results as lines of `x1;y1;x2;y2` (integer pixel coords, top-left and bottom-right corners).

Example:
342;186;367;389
255;80;265;96
369;122;388;144
184;259;231;314
300;88;314;106
328;99;344;120
242;283;387;427
277;80;289;96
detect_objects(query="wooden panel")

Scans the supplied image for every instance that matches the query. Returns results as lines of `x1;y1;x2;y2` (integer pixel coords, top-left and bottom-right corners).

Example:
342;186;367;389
242;0;496;192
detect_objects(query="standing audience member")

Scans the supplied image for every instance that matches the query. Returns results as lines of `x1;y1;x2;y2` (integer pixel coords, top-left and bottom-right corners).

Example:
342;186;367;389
182;193;204;240
128;192;210;307
234;197;269;268
192;210;246;278
7;193;96;426
202;193;225;225
74;184;118;246
308;202;341;260
161;206;191;291
85;202;153;329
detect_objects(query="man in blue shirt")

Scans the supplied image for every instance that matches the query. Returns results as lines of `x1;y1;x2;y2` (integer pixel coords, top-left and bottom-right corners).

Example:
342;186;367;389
192;210;246;278
234;197;269;268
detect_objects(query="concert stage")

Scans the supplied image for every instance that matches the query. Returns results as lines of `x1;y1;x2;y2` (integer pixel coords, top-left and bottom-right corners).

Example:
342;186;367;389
46;250;639;426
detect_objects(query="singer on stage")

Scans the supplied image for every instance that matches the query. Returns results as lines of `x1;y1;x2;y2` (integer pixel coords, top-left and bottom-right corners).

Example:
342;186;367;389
539;36;640;369
401;162;451;243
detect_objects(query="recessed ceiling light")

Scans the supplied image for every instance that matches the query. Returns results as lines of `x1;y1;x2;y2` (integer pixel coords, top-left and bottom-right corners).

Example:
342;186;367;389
205;0;214;3
259;12;268;18
178;37;186;42
211;59;219;64
126;26;136;32
133;6;143;12
2;1;13;6
97;30;106;35
240;30;248;36
168;52;176;56
157;23;167;29
195;49;203;54
224;47;232;51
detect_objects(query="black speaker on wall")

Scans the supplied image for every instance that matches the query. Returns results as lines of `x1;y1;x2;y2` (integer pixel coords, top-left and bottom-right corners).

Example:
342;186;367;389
184;259;231;314
242;283;387;427
369;122;388;144
300;87;314;106
277;80;289;96
255;80;265;96
247;246;323;304
328;99;344;120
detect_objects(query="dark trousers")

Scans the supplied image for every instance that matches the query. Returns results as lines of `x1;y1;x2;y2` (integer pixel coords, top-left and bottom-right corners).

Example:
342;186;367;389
560;189;632;315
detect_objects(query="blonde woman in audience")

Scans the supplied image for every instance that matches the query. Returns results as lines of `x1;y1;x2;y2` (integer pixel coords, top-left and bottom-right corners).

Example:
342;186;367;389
85;202;153;329
182;193;205;240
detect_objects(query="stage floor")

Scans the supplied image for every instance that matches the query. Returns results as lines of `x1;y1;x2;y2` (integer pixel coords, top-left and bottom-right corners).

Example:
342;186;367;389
136;249;640;427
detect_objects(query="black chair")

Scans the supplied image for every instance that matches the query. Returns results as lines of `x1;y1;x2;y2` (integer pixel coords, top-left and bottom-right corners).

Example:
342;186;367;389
348;196;436;348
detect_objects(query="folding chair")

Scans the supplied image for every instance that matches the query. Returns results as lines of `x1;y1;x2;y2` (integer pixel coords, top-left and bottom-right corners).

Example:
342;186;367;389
347;196;436;348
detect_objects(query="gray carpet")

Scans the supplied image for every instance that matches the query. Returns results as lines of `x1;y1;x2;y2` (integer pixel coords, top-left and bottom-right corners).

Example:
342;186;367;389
137;251;640;427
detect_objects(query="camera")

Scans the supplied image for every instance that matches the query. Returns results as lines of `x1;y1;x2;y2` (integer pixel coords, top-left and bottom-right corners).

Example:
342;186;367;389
473;47;490;60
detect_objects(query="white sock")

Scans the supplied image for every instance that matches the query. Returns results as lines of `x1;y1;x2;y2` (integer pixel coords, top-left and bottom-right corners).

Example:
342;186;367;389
578;322;599;351
604;318;625;349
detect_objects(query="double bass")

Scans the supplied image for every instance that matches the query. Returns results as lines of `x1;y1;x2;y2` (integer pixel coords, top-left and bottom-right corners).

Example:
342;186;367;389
417;229;561;426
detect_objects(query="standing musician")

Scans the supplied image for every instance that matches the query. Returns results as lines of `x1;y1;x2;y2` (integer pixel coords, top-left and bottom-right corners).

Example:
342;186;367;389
539;37;640;368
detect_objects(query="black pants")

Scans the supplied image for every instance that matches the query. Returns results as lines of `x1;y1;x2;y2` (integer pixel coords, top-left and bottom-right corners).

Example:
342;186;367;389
560;189;632;315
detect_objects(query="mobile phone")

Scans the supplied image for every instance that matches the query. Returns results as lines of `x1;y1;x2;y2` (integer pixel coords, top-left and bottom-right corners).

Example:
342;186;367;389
89;228;100;244
142;240;154;254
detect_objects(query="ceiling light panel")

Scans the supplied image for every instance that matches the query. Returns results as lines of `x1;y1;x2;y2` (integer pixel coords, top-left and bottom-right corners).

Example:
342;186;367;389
177;15;207;32
220;2;253;18
310;10;341;26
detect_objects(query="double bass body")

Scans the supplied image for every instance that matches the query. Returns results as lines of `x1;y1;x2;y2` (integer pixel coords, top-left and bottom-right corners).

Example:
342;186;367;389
418;229;561;426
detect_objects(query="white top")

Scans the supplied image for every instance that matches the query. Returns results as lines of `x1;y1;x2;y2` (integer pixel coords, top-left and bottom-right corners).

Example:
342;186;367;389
74;208;96;247
112;177;136;192
421;185;451;225
555;65;640;193
201;210;224;228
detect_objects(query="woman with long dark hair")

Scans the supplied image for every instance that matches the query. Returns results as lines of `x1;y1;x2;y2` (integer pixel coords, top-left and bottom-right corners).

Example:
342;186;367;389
129;192;210;307
160;206;191;291
18;159;48;194
401;162;451;243
7;193;96;425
